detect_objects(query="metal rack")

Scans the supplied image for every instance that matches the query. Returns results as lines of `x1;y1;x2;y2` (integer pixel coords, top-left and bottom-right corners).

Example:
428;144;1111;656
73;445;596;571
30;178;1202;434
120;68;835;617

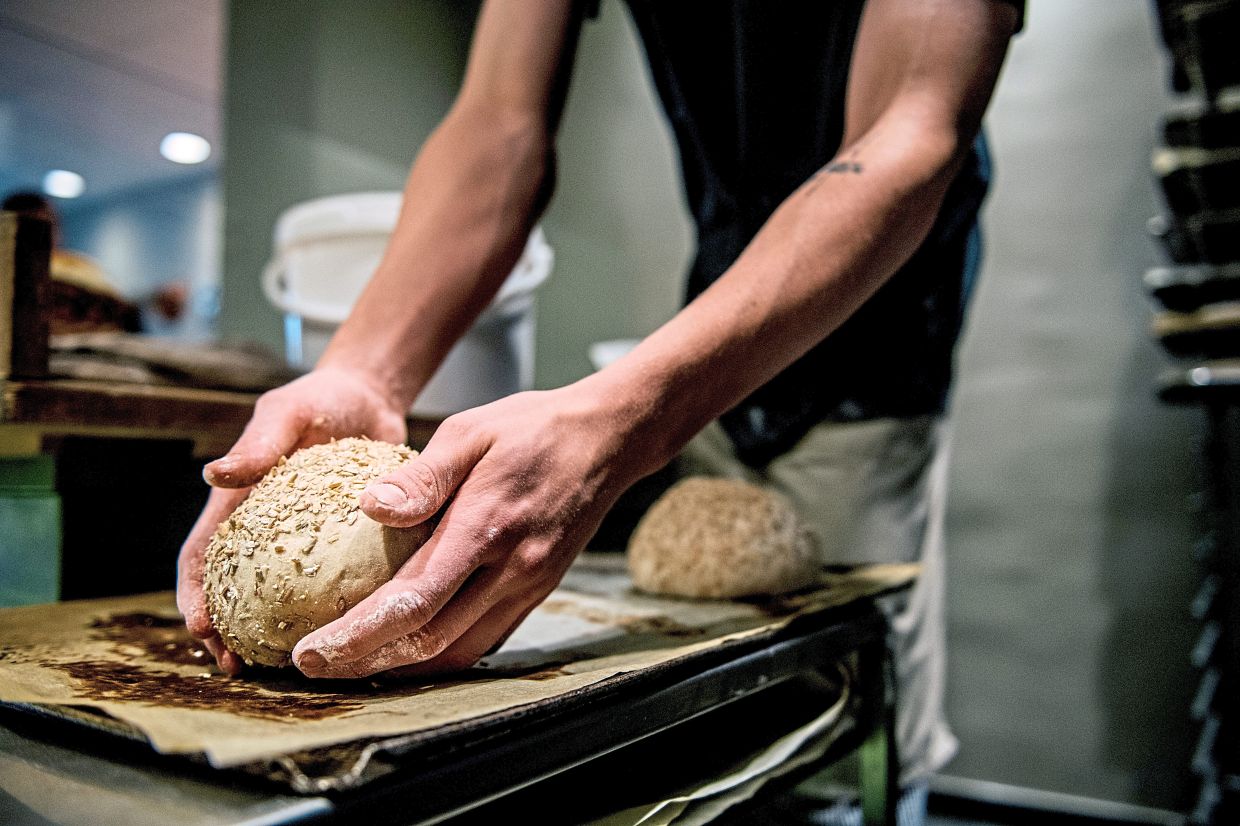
1150;3;1240;822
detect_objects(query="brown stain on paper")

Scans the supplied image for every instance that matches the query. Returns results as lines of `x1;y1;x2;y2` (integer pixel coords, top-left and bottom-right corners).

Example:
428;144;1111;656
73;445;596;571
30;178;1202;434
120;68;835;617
518;666;573;682
59;659;366;721
88;612;214;668
10;610;594;723
0;648;35;665
49;610;381;722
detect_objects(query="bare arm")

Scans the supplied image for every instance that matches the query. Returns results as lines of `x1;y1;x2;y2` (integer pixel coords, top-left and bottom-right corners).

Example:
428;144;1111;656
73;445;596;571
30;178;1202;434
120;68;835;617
290;0;1020;679
588;0;1021;468
319;0;583;411
178;0;583;672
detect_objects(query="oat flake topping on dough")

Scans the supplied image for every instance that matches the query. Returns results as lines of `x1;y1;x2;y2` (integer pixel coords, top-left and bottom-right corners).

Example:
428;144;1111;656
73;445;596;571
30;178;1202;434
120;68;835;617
203;437;431;667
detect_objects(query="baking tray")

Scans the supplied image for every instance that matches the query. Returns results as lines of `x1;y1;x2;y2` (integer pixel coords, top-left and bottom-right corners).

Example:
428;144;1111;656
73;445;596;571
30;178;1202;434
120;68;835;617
0;559;913;814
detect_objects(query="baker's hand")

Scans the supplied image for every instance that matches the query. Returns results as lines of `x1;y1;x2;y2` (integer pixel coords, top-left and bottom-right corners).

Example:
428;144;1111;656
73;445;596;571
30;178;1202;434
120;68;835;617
290;382;649;678
176;367;409;675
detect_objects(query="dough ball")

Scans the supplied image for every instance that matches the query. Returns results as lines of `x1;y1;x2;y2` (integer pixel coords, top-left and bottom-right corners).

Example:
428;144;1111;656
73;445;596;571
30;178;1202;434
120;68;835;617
626;477;819;599
203;438;432;667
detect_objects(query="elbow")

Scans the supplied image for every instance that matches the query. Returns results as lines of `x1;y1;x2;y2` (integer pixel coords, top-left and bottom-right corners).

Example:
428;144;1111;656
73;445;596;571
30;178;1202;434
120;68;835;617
854;113;973;246
907;118;972;201
870;93;978;197
884;116;974;240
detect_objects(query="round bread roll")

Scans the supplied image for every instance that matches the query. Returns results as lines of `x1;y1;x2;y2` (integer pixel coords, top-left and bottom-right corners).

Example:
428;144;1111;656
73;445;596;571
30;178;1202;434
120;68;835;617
626;477;819;599
203;437;432;667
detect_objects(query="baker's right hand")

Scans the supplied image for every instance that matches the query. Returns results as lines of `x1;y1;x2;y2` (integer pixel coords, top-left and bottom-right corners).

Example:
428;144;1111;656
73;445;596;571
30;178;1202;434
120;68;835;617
176;366;409;674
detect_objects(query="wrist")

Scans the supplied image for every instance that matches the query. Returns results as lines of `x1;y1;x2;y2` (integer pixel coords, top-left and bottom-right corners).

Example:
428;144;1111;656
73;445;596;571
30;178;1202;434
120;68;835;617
309;361;409;421
315;337;424;415
571;360;706;483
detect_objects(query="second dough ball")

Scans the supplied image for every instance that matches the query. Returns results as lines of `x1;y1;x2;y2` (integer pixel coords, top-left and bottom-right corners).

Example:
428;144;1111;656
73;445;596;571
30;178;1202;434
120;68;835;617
627;477;819;599
203;437;432;667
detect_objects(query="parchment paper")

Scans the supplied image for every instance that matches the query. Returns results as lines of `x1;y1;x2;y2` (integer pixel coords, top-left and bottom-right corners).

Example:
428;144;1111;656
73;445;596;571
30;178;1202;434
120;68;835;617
0;555;916;768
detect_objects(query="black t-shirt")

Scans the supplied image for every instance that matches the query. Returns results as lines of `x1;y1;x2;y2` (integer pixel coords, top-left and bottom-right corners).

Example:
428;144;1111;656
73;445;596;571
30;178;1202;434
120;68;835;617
610;0;1022;465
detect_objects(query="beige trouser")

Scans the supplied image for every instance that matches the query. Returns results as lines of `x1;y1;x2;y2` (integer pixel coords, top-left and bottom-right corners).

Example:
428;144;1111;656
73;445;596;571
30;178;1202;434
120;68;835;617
673;415;957;784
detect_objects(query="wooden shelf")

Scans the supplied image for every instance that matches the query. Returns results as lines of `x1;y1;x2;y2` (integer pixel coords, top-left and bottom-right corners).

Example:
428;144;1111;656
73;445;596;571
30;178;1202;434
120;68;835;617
3;377;256;431
0;378;441;457
0;378;254;456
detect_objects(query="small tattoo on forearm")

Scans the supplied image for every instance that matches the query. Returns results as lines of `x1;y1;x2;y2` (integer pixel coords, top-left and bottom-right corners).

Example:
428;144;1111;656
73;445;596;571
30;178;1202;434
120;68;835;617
805;158;864;194
824;161;863;174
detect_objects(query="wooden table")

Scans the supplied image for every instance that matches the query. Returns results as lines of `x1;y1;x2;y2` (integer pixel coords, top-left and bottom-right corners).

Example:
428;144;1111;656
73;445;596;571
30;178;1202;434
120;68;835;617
0;216;449;605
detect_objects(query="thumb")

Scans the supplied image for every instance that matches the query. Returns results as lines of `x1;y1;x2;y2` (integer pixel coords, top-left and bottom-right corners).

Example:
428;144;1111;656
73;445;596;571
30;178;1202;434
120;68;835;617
360;425;489;528
204;395;307;488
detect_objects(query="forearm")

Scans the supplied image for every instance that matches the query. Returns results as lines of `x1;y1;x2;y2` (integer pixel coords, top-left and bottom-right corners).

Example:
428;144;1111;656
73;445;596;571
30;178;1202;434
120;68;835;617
578;0;1015;476
587;113;965;472
320;103;552;411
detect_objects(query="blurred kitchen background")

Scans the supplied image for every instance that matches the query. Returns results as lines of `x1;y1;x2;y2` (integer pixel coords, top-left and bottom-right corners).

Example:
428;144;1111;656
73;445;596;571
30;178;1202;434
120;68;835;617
0;0;1215;821
0;0;223;340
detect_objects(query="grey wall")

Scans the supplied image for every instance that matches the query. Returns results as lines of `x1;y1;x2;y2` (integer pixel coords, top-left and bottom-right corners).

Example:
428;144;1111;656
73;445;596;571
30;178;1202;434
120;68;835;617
219;0;688;384
944;1;1200;809
220;0;476;350
220;0;1201;811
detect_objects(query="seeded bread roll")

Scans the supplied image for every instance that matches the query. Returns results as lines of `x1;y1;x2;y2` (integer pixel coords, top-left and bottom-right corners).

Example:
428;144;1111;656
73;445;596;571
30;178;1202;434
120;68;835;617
626;477;819;599
203;438;431;667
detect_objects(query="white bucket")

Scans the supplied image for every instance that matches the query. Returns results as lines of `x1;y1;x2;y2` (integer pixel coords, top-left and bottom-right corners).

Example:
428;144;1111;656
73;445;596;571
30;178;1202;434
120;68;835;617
262;192;553;416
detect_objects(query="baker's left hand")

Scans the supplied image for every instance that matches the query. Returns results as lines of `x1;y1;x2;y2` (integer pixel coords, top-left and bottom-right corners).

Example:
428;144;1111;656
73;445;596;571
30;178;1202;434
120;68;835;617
291;380;654;678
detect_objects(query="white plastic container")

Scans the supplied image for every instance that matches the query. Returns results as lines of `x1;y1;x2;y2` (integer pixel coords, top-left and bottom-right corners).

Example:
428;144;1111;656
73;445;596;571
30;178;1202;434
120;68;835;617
262;192;553;416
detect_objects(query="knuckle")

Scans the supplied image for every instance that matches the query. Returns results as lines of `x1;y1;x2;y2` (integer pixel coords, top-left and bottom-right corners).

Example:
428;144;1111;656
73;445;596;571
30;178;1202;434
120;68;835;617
438;412;474;440
476;521;514;552
398;461;444;504
509;544;548;578
251;391;282;418
413;625;450;660
385;586;436;633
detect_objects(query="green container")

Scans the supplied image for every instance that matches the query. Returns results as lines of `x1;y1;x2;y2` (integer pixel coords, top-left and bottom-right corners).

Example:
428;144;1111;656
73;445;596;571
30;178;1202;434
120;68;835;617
0;456;61;606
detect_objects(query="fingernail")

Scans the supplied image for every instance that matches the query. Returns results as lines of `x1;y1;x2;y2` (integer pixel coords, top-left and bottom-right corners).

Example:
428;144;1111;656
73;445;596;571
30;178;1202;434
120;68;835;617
297;649;327;671
205;455;237;482
367;482;408;508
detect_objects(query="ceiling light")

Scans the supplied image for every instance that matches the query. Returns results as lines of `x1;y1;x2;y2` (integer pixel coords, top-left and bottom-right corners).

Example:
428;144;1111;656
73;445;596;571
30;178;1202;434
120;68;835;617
160;132;211;165
42;169;85;199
